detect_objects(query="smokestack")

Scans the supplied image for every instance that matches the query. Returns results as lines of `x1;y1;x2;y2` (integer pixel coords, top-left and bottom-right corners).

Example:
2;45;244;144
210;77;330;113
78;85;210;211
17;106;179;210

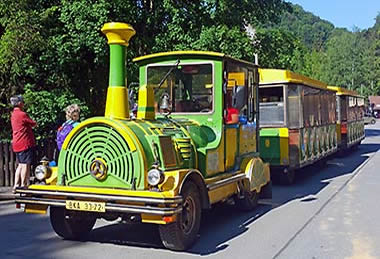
101;22;136;120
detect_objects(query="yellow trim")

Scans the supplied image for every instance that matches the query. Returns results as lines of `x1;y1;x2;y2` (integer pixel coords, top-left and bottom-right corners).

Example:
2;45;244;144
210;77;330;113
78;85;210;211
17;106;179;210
228;72;245;87
28;184;177;199
327;85;362;97
208;182;238;204
101;22;135;46
133;50;225;62
46;167;57;185
225;127;238;170
25;204;48;214
259;69;328;90
62;117;136;152
133;50;257;67
279;128;289;165
137;84;155;120
105;86;130;120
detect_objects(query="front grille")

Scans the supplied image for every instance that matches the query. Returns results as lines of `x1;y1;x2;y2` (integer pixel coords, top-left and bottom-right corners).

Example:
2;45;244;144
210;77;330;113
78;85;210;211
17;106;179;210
58;123;142;188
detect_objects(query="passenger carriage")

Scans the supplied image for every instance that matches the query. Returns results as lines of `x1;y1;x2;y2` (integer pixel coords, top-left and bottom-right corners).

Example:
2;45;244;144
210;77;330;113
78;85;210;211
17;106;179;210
258;69;338;184
327;86;365;151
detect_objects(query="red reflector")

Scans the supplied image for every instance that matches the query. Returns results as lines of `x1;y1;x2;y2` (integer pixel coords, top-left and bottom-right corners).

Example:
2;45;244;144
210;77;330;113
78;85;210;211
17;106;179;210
341;123;347;134
16;203;21;209
163;216;175;223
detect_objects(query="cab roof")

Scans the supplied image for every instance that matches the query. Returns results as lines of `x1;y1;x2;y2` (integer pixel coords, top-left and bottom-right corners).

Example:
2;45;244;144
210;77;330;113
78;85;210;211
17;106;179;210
327;86;362;98
133;50;257;67
259;68;328;90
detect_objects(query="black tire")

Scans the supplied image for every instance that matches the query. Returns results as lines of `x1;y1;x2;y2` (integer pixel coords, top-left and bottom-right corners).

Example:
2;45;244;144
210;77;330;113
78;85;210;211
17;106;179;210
50;206;96;240
371;119;376;124
260;180;272;199
236;189;259;211
159;181;201;251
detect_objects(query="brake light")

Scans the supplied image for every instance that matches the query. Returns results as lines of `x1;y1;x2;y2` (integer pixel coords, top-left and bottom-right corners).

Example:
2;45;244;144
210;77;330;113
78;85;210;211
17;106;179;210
341;123;347;134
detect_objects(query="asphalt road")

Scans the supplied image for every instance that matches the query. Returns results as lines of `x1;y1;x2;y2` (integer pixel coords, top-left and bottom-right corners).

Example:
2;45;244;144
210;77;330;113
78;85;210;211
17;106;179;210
1;123;380;259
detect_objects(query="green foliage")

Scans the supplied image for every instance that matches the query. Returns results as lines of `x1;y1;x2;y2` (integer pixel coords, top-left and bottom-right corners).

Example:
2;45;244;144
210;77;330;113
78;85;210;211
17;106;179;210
23;84;89;140
254;28;306;71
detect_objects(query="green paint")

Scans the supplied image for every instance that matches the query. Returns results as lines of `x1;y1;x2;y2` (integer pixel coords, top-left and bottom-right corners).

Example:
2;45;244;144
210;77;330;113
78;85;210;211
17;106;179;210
137;106;155;112
259;128;281;164
109;44;126;86
58;122;144;189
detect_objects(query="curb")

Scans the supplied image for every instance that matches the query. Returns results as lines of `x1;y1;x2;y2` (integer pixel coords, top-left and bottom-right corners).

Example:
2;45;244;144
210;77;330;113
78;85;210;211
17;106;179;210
0;188;14;201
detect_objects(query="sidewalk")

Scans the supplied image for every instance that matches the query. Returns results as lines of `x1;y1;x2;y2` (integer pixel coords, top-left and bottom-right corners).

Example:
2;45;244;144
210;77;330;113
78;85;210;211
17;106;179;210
0;187;14;201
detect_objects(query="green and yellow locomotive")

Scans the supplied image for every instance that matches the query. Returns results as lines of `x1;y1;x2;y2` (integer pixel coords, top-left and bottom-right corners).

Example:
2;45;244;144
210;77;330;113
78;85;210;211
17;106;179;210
15;23;271;251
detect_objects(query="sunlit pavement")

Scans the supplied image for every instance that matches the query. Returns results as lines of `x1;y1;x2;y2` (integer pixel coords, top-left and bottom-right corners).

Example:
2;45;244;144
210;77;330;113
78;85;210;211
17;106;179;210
1;122;380;259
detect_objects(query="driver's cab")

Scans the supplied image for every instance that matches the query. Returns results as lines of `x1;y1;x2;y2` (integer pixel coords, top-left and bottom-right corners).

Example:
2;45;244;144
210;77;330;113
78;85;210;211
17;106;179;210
133;51;259;177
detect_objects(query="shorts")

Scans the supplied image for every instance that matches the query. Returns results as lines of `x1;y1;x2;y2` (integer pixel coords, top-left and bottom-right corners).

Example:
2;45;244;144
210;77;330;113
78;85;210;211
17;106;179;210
16;147;35;164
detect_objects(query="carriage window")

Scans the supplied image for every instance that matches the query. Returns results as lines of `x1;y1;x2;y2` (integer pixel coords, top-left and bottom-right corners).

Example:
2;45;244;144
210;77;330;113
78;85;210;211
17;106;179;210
259;86;285;126
147;63;213;113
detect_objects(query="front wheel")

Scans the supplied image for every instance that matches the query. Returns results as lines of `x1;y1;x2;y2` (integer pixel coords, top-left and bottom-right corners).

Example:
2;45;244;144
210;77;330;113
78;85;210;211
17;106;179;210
50;206;96;240
159;181;201;251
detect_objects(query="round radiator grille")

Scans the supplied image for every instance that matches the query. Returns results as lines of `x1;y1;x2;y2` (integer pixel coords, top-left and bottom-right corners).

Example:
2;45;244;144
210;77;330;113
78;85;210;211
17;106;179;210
59;123;142;188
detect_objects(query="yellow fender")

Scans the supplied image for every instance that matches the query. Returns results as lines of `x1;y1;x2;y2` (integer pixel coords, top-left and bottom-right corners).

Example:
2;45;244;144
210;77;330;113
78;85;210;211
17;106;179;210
243;157;270;193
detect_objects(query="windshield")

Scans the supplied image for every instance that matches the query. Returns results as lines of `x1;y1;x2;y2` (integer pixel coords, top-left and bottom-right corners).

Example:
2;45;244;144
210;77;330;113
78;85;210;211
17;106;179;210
259;86;285;126
147;63;213;113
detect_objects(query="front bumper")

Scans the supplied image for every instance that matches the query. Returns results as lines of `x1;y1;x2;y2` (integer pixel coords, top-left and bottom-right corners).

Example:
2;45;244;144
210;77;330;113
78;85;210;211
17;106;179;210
15;185;182;216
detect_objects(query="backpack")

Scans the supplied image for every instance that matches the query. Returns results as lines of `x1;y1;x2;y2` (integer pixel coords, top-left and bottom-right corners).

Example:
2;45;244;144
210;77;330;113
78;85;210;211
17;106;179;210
56;121;74;150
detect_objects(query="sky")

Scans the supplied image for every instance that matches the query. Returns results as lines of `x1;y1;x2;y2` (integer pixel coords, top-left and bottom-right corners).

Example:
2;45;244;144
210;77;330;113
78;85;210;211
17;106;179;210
287;0;380;30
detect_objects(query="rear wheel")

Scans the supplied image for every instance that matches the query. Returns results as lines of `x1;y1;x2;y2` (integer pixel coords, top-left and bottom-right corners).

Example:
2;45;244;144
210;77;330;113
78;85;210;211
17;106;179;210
159;181;201;251
278;169;295;185
371;119;376;124
236;189;259;211
50;206;96;240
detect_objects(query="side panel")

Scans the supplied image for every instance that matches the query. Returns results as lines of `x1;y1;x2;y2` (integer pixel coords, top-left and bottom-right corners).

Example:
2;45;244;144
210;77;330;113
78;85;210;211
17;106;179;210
259;128;289;166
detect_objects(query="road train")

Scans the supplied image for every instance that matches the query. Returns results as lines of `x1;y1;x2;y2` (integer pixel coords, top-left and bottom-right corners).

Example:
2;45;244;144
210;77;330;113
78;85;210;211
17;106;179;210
15;22;364;250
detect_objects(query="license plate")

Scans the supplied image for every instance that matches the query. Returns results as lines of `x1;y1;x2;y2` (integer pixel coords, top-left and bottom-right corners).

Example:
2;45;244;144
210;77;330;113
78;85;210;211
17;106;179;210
65;200;106;212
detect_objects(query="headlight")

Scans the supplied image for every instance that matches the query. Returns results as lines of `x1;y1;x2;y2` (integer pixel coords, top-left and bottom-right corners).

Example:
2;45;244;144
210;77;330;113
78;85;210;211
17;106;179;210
34;165;51;181
147;168;164;186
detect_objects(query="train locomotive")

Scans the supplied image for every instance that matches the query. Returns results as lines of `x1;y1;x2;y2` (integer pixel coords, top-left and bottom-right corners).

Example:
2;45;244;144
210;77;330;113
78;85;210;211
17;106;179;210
15;22;271;251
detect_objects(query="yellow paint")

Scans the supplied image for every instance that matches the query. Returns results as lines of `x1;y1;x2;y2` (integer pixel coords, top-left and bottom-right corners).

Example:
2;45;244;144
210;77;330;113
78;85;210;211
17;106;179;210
137;84;155;120
279;128;289;165
28;182;177;198
208;182;238;204
25;204;48;214
133;50;225;62
101;22;136;46
141;214;172;225
336;123;342;144
327;85;362;97
228;72;245;87
265;139;270;148
225;127;238;170
244;157;270;193
46;166;57;185
259;68;327;90
105;86;130;120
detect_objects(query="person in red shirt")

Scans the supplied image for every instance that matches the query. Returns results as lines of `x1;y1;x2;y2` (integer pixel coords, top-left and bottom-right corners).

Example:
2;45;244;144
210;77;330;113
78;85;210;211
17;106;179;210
10;95;37;191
